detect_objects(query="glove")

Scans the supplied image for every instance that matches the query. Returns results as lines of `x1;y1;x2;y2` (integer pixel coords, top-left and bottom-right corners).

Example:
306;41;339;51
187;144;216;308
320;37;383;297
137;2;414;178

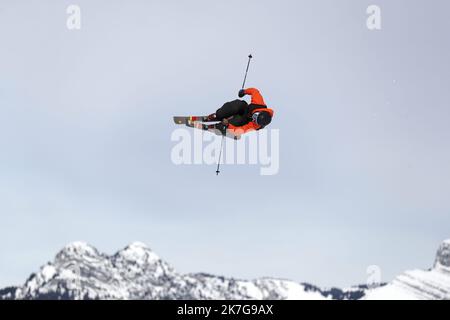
238;89;246;98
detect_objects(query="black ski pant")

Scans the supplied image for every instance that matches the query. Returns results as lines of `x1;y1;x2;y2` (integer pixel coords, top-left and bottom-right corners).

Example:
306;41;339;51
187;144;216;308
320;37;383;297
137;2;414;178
215;99;249;127
215;100;248;120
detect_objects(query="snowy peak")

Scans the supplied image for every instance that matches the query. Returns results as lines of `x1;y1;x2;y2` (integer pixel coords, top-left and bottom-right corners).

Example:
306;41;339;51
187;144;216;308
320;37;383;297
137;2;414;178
60;241;98;254
115;242;161;265
365;239;450;300
434;239;450;270
124;241;152;250
10;241;180;300
0;241;338;300
55;242;102;261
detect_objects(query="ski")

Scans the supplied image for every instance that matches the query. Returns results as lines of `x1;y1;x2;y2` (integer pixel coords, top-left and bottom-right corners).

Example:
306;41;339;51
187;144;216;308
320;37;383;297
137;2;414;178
185;120;241;140
173;116;212;125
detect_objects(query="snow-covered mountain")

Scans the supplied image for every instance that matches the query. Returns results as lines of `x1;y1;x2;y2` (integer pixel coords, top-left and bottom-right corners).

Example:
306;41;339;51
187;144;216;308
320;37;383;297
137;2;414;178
1;240;449;300
364;240;450;300
0;241;365;300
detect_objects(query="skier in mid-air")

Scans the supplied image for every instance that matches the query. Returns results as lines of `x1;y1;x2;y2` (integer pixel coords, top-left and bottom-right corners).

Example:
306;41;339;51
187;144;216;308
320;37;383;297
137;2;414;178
174;87;274;139
205;87;274;134
173;56;273;173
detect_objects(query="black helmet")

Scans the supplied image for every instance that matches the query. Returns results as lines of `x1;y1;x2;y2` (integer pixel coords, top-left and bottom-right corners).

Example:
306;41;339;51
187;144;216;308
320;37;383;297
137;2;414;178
252;111;272;127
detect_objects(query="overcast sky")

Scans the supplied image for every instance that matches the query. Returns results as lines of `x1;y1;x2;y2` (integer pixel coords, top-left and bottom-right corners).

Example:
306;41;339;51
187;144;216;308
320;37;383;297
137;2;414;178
1;0;450;288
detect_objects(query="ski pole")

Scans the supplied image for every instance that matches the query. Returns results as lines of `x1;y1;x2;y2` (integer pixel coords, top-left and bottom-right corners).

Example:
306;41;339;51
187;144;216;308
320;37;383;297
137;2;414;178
241;54;253;89
217;55;252;176
216;134;225;175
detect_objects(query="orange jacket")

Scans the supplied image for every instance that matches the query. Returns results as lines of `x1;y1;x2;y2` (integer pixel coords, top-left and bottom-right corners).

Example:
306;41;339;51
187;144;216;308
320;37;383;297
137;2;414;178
244;88;266;106
228;88;274;134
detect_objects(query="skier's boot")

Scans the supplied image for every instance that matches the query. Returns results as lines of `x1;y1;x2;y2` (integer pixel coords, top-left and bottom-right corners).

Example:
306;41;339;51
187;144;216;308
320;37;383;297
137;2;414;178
204;113;217;122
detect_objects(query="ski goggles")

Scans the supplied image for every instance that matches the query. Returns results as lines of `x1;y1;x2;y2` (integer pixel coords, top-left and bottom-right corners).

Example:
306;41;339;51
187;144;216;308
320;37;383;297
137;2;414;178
252;112;260;124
